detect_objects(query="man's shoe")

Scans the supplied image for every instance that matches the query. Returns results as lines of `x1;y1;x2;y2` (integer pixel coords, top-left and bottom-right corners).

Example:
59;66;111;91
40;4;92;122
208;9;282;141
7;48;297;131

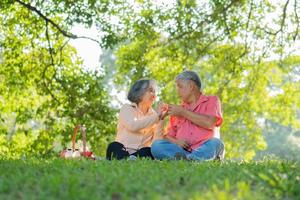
216;148;225;161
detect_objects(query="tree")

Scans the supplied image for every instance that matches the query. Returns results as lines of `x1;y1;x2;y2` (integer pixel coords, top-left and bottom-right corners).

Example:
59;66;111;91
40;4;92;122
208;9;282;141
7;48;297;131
0;2;116;158
110;0;300;160
0;0;299;159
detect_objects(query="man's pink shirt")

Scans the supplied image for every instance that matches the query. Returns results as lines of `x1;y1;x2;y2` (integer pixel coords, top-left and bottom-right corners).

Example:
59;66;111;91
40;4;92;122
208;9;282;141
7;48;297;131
167;94;223;151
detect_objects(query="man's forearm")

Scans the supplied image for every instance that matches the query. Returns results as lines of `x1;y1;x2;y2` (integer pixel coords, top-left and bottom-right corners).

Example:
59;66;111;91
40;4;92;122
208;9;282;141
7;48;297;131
181;109;216;129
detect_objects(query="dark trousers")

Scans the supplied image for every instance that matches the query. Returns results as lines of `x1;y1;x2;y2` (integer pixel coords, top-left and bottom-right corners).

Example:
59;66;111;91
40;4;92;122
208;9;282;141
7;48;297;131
106;141;154;160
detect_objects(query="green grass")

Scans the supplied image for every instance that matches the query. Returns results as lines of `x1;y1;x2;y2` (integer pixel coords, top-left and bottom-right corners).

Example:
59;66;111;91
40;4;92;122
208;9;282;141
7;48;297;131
0;158;299;200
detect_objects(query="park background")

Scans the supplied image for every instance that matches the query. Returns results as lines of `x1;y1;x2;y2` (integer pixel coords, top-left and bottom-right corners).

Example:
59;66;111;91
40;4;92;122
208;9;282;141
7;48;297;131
0;0;299;199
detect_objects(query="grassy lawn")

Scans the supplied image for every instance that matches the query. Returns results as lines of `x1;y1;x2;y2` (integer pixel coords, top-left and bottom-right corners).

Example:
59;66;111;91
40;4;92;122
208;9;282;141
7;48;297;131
0;158;299;200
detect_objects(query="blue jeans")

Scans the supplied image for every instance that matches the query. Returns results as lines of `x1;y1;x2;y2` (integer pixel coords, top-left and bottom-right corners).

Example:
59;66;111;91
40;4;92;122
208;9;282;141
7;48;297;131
151;138;225;161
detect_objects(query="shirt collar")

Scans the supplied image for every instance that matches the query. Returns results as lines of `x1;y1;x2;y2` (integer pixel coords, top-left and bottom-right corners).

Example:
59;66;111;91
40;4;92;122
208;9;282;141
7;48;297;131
183;93;209;111
198;93;209;104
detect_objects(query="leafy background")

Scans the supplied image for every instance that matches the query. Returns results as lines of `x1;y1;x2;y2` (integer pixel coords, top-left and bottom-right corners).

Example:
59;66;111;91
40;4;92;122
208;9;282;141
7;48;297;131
0;0;299;160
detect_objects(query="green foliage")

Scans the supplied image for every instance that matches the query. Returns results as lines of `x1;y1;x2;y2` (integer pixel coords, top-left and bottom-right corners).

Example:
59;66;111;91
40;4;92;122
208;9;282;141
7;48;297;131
0;3;116;158
114;40;300;160
255;120;300;161
110;1;300;160
0;0;299;160
0;159;299;199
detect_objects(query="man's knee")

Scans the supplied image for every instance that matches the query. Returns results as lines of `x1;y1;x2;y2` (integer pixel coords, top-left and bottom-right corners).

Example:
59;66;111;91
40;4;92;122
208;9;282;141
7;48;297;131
151;140;162;152
207;138;225;159
208;138;224;148
151;140;167;157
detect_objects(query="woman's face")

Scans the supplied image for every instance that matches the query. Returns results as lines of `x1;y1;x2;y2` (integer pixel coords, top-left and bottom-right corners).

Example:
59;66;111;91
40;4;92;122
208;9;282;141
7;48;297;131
140;84;156;105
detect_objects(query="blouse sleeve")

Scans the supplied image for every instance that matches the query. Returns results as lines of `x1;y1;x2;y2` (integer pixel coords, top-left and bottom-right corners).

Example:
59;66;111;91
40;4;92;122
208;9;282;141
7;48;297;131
119;104;159;132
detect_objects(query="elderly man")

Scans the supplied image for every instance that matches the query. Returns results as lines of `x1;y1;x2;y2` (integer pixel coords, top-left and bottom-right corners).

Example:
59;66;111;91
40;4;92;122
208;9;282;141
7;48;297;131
151;70;225;161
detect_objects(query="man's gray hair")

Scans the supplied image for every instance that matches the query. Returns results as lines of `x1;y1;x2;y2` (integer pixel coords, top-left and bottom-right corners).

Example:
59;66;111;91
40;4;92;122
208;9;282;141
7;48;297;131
127;79;154;104
176;70;201;90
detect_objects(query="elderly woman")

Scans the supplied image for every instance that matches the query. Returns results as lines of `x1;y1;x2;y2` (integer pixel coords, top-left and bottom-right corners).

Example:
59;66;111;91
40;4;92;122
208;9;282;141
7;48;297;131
151;70;225;161
106;79;165;160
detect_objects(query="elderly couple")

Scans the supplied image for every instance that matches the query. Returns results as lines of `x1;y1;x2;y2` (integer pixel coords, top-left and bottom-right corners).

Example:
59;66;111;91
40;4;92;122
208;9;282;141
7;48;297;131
106;70;225;161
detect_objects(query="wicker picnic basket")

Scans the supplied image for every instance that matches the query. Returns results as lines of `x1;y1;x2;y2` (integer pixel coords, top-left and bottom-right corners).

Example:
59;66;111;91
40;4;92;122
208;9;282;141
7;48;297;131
60;125;95;160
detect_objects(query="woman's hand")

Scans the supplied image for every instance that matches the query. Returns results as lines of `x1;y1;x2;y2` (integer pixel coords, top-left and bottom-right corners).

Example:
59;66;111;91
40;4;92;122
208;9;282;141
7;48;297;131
157;102;169;120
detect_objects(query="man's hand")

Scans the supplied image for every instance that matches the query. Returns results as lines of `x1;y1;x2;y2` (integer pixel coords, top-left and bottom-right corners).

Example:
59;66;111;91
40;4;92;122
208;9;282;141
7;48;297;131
168;104;185;117
175;139;190;149
168;104;217;129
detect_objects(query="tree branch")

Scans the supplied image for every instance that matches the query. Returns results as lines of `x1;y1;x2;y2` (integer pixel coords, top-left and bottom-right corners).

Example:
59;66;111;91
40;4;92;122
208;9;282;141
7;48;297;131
260;0;290;36
14;0;101;45
293;0;299;41
45;22;55;66
244;0;254;48
153;0;241;48
42;21;61;104
280;0;290;33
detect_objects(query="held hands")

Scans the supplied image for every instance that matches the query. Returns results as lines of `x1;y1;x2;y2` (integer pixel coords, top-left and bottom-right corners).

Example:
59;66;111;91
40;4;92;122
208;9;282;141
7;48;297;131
157;103;185;120
157;102;169;120
167;104;185;117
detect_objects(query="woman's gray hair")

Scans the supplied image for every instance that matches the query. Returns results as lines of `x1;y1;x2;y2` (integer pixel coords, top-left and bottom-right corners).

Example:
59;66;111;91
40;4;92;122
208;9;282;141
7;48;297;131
127;79;155;104
176;70;201;90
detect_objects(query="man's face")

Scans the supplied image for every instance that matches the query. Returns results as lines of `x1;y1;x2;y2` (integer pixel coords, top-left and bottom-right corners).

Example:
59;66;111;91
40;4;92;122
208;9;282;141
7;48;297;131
175;79;193;102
